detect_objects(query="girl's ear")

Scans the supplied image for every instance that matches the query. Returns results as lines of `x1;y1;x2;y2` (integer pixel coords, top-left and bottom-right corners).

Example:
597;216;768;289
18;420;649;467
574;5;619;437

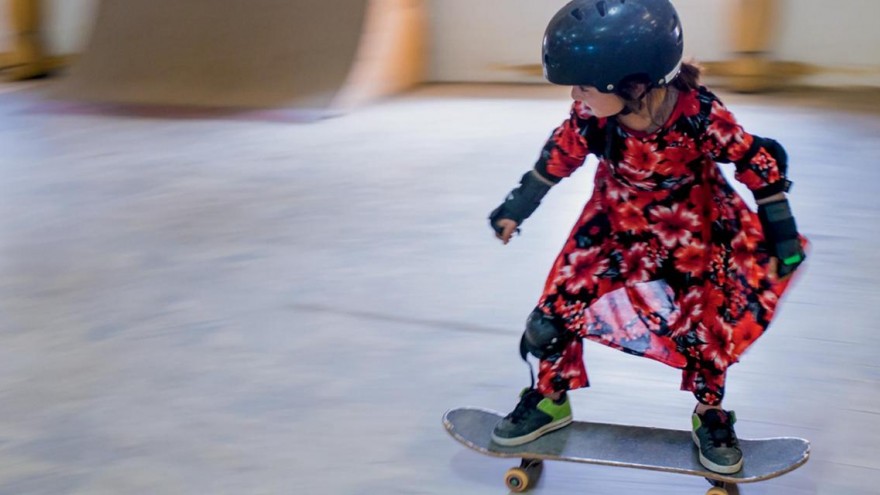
618;84;647;114
630;83;650;101
618;79;648;102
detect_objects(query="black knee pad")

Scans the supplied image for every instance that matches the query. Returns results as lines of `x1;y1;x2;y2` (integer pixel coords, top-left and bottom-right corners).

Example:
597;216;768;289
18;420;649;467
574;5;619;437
520;309;570;361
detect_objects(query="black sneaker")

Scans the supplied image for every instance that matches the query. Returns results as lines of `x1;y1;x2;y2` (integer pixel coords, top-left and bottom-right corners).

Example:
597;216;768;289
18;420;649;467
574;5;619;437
491;388;573;446
692;408;744;474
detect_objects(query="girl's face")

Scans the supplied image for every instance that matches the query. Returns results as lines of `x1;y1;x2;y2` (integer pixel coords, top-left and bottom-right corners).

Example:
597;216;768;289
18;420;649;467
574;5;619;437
571;85;625;117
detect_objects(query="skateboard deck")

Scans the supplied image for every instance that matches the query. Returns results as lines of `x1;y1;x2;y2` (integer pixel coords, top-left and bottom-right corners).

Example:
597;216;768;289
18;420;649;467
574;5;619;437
443;407;810;493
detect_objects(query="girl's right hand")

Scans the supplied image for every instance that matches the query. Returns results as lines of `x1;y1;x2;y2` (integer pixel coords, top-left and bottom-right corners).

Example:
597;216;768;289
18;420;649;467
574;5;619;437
493;219;519;245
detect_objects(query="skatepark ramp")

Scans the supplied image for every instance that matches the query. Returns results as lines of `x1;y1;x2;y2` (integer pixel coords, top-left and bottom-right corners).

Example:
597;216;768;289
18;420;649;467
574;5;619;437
54;0;425;113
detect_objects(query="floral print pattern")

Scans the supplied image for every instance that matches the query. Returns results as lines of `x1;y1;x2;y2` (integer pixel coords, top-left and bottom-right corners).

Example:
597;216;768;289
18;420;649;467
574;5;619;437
530;87;806;405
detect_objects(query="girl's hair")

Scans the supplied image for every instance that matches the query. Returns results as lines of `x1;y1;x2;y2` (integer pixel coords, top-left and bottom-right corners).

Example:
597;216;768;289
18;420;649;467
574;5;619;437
615;60;702;119
671;61;702;92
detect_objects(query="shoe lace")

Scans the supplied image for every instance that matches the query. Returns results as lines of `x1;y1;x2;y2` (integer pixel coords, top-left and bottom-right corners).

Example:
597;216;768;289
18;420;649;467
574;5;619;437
507;390;543;424
704;412;738;448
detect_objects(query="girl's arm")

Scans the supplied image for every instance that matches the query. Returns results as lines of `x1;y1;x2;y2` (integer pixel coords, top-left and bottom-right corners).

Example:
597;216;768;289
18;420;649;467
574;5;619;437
701;95;805;276
489;104;596;241
533;102;594;182
701;96;790;200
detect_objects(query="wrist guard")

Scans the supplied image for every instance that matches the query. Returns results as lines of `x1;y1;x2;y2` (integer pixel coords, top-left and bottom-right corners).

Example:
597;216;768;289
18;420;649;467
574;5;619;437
488;171;553;234
757;198;805;276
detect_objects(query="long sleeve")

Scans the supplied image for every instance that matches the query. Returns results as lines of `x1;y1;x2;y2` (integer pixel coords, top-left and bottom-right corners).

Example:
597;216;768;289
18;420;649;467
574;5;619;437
534;102;598;182
700;95;787;194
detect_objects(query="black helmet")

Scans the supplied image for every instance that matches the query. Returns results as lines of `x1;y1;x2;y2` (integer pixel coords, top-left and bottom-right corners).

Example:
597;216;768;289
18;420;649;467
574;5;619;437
542;0;684;92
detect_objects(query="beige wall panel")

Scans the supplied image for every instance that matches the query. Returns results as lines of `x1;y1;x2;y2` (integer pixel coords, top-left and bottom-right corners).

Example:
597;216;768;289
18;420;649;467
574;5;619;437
55;0;424;110
57;0;371;109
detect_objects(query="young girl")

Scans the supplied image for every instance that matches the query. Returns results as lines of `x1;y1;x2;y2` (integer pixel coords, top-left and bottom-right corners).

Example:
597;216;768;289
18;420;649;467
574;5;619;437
487;0;806;475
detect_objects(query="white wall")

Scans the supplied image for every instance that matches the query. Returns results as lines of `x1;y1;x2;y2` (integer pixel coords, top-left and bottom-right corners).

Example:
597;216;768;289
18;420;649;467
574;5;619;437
776;0;880;86
428;0;726;83
428;0;880;86
45;0;99;54
428;0;567;83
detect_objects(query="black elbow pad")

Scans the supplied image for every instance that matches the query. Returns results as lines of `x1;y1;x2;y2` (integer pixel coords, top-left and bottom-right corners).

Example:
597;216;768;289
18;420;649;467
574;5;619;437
758;137;788;175
741;136;791;200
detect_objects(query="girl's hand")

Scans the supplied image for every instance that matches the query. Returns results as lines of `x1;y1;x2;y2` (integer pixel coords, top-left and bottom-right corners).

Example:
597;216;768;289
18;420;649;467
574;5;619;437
493;219;519;245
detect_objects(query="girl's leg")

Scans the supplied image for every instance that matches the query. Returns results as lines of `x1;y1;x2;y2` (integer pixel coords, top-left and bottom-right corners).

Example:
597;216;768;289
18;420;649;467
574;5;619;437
681;367;726;406
686;368;743;474
491;336;585;446
536;337;589;396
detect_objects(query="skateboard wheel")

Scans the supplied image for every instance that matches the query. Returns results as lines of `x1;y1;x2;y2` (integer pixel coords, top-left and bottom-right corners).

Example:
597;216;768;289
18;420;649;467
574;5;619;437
705;487;728;495
504;468;530;492
505;460;543;492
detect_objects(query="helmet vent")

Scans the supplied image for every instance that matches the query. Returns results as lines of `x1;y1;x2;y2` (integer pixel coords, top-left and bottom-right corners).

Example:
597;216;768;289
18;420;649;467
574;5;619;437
595;1;607;17
672;15;683;42
571;8;583;21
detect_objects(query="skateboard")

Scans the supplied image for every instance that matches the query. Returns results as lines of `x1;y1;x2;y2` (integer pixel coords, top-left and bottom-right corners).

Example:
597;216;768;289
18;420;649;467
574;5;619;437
443;407;810;494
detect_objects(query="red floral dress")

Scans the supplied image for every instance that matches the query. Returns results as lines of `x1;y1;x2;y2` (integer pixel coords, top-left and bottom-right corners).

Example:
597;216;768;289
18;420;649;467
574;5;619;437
531;86;805;405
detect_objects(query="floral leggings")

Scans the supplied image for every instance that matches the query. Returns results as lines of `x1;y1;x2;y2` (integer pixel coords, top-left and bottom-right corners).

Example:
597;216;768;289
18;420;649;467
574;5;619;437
535;337;727;406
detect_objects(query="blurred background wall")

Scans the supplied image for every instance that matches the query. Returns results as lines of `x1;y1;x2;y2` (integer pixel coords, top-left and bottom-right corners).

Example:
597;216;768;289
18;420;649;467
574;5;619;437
1;0;879;92
774;0;880;86
0;0;96;55
430;0;726;83
42;0;97;54
428;0;880;88
0;0;97;79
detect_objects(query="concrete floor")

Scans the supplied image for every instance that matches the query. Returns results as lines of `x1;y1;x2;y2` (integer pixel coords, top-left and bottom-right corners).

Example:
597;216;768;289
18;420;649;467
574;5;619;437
0;81;878;495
